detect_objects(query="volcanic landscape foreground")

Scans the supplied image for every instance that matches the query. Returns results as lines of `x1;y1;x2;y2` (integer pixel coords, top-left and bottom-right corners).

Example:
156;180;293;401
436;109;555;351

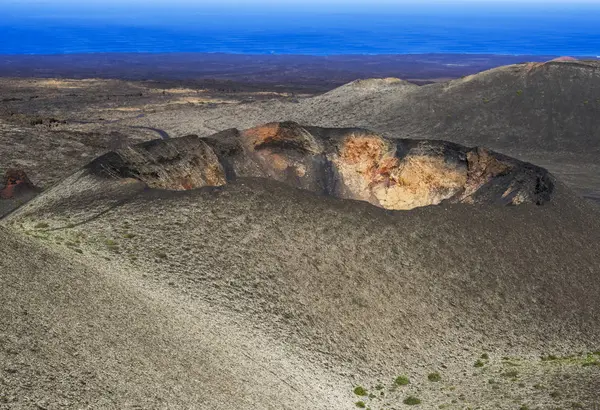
1;58;599;409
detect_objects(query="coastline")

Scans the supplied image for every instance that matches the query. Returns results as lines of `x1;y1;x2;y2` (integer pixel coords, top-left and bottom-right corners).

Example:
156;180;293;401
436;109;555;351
3;52;598;88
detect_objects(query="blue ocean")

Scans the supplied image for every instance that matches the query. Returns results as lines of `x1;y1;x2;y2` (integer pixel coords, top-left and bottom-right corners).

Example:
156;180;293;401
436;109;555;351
2;2;600;56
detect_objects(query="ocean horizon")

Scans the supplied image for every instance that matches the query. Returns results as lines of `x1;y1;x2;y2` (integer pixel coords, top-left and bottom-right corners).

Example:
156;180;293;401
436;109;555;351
3;2;600;56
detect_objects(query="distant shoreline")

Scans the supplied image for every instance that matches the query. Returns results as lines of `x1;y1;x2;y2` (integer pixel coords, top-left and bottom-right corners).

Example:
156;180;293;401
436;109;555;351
2;52;597;90
2;52;600;58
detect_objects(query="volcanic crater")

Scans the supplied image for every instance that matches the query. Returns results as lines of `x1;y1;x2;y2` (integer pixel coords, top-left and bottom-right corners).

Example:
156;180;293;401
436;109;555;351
85;121;554;210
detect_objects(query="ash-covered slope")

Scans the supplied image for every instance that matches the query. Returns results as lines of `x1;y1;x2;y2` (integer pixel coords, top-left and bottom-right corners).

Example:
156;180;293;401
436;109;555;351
83;122;554;210
3;120;600;407
0;225;349;409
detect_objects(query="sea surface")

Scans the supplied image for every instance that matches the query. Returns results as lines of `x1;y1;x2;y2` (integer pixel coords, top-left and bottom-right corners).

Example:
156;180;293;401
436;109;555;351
2;2;600;56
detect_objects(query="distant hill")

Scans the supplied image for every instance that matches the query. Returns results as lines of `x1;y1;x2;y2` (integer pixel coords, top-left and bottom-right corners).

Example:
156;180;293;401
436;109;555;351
120;59;600;199
300;60;600;155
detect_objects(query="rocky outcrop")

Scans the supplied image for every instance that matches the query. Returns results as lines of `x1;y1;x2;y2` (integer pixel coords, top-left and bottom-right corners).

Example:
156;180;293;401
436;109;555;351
86;122;555;210
0;168;41;217
1;168;34;199
85;135;226;190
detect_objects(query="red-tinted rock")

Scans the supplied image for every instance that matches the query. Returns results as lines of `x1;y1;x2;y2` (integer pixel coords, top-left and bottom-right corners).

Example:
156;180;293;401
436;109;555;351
1;169;35;199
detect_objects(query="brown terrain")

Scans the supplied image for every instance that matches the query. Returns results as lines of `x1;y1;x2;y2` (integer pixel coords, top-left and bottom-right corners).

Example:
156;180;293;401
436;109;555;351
1;56;599;409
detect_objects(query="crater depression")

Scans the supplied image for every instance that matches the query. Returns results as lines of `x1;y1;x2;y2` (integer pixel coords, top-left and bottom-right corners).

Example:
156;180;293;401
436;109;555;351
86;122;554;210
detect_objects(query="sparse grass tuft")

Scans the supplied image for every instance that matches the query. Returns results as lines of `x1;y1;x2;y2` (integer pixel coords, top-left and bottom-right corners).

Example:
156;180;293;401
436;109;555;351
34;222;49;229
355;401;366;408
105;239;118;246
353;386;367;396
481;353;489;360
474;359;485;368
403;396;422;405
394;375;410;386
427;372;442;382
123;233;136;239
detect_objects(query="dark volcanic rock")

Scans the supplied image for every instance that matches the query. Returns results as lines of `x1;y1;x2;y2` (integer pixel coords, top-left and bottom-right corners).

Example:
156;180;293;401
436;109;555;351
84;122;554;210
86;135;226;190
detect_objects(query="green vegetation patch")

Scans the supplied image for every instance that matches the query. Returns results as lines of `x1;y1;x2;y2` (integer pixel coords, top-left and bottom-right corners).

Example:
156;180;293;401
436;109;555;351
427;372;442;382
353;386;368;396
394;375;410;386
403;396;422;405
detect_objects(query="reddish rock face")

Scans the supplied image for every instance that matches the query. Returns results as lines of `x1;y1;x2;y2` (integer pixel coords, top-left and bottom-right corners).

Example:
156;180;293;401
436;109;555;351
86;122;554;210
1;169;35;199
550;56;577;62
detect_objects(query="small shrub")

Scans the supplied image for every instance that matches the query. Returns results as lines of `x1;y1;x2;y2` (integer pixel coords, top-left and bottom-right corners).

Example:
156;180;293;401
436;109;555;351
516;90;523;96
353;386;367;396
519;405;530;410
474;360;485;368
105;239;118;247
428;372;442;382
501;370;518;378
355;401;366;408
123;233;136;239
481;353;489;360
403;396;422;405
395;375;410;386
